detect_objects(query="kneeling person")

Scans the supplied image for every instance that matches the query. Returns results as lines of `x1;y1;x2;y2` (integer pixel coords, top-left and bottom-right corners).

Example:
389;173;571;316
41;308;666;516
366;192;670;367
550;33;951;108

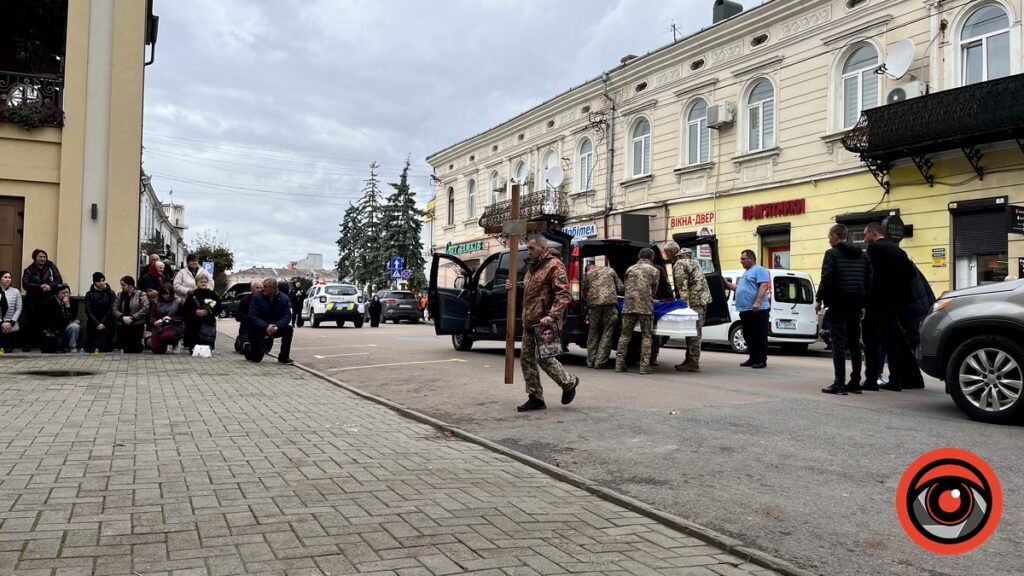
246;277;294;365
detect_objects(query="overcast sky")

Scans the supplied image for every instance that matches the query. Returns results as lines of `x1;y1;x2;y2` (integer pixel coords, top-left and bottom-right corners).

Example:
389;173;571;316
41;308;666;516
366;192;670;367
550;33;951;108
142;0;757;271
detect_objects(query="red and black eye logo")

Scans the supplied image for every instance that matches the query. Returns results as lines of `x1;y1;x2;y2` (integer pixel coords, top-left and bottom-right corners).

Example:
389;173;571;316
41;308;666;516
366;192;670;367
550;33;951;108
896;448;1001;554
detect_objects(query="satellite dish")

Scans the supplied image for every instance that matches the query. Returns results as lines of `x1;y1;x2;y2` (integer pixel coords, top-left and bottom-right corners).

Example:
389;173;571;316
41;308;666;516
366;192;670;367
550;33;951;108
884;39;914;79
545;165;564;188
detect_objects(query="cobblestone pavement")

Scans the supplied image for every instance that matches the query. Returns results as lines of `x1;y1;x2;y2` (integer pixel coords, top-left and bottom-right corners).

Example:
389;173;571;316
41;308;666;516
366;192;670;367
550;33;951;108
0;353;781;576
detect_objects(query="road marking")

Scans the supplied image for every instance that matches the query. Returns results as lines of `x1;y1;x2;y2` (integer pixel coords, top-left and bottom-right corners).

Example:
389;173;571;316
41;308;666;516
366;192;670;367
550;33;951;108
324;359;466;372
290;344;380;351
312;353;372;359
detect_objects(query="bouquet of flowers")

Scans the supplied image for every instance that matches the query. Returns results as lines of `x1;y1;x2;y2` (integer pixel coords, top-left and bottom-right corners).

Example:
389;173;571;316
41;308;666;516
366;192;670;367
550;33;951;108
202;298;217;311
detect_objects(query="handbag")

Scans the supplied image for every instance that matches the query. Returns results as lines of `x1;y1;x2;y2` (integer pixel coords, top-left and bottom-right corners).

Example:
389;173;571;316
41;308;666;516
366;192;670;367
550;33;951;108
198;323;217;346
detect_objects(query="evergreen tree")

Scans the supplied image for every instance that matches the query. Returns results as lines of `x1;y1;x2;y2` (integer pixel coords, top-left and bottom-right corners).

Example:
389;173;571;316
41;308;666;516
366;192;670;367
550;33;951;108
354;162;389;293
335;202;360;282
384;158;426;291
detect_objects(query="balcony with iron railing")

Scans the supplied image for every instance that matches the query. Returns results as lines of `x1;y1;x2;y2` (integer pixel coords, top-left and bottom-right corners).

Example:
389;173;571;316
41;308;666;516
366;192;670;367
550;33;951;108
0;70;64;130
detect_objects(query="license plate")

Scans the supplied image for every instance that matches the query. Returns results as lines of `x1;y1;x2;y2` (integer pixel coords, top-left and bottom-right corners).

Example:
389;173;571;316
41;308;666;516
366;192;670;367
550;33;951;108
777;319;796;330
399;304;412;308
327;303;354;311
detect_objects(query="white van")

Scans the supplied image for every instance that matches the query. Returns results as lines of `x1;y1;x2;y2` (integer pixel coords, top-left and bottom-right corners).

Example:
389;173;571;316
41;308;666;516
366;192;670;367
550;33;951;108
702;269;818;353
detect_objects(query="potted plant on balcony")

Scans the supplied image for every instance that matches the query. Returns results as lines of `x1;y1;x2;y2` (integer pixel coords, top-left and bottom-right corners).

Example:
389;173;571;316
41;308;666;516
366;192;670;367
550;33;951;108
0;98;64;130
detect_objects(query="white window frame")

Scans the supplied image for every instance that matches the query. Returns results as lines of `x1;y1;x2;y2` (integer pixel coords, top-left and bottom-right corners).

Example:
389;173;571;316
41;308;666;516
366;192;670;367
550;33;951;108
683;98;710;165
489;170;503;204
744;78;776;153
577;137;594;191
628;116;652;178
466;179;476;219
837;42;881;130
957;2;1012;86
513;160;529;195
446;187;455;226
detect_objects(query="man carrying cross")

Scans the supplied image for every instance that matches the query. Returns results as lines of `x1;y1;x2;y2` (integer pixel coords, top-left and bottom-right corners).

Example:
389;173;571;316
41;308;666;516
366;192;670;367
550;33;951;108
506;234;580;412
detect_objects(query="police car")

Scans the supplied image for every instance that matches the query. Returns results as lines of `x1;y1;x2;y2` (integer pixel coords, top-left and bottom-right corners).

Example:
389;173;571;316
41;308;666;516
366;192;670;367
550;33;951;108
302;282;365;328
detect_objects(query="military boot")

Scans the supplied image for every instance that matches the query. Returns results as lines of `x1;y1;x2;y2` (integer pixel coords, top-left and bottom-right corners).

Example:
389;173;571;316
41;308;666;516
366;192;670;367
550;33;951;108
675;360;700;372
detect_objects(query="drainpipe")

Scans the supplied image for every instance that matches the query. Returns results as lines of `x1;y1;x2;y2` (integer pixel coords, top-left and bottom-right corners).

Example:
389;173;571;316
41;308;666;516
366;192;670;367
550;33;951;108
602;72;616;238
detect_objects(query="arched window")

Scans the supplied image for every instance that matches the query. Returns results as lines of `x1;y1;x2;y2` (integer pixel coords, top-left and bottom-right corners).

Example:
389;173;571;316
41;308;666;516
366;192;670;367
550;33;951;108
466;179;476;219
489;170;502;204
577;138;594;191
514;161;529;195
960;4;1010;85
746;79;775;152
840;44;879;129
446;187;455;226
685;99;709;165
630;117;651;177
541;149;558;187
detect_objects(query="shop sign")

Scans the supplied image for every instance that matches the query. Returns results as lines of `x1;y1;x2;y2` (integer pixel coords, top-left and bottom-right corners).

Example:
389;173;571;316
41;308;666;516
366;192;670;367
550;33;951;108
562;224;598;239
932;247;947;268
444;240;485;256
670;211;715;228
883;214;905;241
1011;205;1024;234
742;199;806;220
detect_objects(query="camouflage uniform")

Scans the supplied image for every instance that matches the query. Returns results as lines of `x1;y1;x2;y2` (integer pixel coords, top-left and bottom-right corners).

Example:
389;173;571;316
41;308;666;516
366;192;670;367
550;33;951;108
521;249;576;400
582;265;622;368
673;248;713;370
615;259;660;373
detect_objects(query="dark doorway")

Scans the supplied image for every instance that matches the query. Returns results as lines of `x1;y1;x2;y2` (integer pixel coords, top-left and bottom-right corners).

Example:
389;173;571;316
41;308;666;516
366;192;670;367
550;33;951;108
0;197;25;289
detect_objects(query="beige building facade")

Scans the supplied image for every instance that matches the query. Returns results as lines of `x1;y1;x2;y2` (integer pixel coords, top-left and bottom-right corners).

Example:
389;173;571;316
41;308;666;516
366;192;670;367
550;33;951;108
0;0;157;294
427;0;1024;295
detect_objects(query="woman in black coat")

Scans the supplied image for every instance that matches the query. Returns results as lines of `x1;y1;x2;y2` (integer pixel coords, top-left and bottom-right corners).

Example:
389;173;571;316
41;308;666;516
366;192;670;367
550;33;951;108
182;274;221;351
368;295;383;327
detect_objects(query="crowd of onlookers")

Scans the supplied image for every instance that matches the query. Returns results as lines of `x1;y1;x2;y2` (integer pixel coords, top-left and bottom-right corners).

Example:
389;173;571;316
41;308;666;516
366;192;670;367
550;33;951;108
0;251;220;355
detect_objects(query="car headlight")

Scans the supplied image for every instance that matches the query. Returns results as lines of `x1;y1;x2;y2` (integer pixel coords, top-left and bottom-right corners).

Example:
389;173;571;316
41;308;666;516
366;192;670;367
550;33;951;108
932;298;954;313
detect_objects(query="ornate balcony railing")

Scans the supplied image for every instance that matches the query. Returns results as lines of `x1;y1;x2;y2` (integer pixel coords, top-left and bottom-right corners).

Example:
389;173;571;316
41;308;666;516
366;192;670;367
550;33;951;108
0;70;64;129
478;188;570;230
842;74;1024;190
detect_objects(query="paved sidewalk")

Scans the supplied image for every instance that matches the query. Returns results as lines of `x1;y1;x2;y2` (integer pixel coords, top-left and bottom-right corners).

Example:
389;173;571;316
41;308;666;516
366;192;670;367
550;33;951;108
0;353;783;576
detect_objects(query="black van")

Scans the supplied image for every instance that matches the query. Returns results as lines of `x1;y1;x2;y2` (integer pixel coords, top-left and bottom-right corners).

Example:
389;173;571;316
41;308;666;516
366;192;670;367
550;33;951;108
428;229;729;352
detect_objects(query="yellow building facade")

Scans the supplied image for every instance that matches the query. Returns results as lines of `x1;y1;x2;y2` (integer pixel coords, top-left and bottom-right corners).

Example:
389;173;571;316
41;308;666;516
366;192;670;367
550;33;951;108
0;0;155;294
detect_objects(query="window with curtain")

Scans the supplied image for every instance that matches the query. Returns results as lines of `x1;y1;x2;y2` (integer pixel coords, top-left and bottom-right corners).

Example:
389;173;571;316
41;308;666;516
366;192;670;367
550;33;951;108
466;179;476;219
686;99;709;165
631;118;651;177
446;187;454;226
841;44;879;128
960;4;1010;85
747;79;775;152
578;138;594;191
514;161;529;195
489;170;503;204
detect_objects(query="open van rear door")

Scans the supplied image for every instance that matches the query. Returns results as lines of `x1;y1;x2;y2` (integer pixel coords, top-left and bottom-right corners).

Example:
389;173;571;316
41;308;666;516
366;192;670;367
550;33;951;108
673;232;729;326
429;253;474;335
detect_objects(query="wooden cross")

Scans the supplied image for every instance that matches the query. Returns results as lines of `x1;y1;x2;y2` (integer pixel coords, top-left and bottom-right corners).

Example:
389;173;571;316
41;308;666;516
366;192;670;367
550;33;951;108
482;183;547;385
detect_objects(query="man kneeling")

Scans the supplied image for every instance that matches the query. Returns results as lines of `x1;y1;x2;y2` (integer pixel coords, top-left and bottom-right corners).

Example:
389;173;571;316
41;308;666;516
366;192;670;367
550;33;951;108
245;277;294;365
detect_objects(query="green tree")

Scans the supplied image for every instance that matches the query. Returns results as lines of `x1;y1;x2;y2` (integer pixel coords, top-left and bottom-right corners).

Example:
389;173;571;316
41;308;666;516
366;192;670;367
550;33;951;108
335;202;361;282
188;229;235;295
384;158;426;291
353;162;389;293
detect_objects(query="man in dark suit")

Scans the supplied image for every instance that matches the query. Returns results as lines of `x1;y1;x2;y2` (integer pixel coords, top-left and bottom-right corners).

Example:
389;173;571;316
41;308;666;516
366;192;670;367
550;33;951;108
245;278;294;365
863;222;924;390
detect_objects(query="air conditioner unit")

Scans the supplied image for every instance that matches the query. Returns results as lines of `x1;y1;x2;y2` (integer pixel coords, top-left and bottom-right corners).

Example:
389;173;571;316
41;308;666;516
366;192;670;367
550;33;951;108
886;81;922;104
707;102;735;128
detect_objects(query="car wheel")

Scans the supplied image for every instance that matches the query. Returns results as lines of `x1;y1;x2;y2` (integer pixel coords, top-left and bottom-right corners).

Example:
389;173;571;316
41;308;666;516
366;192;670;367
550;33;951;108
728;323;748;354
410;316;419;324
312;314;321;328
354;318;364;328
337;320;345;327
452;333;474;351
393;319;400;324
947;335;1024;424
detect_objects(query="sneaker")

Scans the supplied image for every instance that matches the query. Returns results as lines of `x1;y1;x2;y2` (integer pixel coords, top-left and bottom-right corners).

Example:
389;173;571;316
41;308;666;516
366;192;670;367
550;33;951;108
278;357;295;365
822;383;847;395
561;376;579;405
517;395;546;412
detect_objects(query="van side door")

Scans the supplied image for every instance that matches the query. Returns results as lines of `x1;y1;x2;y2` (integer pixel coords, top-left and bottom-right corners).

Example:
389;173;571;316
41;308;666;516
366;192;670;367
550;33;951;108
429;253;474;335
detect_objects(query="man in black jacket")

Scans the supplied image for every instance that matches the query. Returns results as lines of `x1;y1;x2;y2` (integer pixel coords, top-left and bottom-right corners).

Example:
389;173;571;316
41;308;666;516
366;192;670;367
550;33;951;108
245;278;294;365
816;224;872;395
863;222;925;391
84;272;117;352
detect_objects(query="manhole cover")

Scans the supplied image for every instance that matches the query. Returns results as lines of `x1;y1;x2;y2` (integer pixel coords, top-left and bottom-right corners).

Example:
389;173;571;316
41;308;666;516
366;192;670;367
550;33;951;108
16;370;97;377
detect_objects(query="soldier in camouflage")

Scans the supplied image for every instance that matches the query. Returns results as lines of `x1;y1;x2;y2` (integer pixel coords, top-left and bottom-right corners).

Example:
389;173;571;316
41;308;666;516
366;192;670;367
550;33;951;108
615;248;661;375
507;235;579;412
581;258;622;368
665;242;712;372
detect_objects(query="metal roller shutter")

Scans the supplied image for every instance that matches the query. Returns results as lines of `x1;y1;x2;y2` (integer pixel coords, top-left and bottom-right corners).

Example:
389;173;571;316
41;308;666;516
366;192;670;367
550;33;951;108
954;209;1008;254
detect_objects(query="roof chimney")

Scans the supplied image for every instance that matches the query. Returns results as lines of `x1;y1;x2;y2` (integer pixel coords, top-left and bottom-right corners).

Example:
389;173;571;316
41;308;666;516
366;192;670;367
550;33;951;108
713;0;743;23
620;54;638;65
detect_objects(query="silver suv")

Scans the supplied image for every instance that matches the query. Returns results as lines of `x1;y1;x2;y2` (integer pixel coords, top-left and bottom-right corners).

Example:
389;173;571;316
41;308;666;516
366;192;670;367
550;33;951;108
918;279;1024;424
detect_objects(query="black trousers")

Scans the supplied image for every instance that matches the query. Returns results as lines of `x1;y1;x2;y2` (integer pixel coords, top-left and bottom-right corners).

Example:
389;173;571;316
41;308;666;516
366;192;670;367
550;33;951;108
115;322;145;353
739;310;769;364
829;307;862;385
290;307;304;327
86;322;114;352
864;311;924;388
246;325;293;362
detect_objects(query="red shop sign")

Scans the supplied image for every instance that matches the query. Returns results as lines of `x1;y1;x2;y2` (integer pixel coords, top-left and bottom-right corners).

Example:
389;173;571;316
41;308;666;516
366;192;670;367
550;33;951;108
742;199;806;220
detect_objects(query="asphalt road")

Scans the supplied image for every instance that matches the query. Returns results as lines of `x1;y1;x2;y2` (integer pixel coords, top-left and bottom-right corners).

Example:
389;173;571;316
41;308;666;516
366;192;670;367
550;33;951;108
286;320;1023;576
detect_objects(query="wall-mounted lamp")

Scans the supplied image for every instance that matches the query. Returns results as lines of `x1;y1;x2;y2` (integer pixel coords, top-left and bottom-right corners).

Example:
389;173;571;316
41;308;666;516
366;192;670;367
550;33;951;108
90;203;98;220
